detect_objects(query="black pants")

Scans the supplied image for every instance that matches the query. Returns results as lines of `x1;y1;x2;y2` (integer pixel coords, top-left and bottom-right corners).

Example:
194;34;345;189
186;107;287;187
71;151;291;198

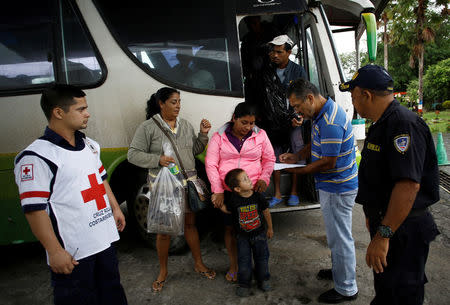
51;246;127;305
369;212;439;305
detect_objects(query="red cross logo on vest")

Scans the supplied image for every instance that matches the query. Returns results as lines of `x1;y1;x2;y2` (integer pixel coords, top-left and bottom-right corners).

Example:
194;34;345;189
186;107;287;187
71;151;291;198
81;174;107;210
23;167;31;175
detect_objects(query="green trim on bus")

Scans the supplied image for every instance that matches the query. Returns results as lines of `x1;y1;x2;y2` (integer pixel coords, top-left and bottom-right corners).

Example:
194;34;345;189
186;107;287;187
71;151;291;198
100;147;129;182
0;148;128;245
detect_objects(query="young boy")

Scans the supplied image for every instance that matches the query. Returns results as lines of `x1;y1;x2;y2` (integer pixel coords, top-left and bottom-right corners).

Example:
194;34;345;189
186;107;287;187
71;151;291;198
223;168;274;297
14;84;128;305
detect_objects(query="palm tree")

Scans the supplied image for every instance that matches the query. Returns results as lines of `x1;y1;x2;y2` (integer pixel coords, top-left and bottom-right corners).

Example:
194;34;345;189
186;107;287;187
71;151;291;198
389;0;447;106
379;8;393;70
413;0;435;104
381;11;389;69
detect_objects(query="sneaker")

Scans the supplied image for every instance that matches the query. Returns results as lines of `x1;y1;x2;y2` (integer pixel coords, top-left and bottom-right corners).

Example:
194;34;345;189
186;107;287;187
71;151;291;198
287;195;299;206
258;280;271;292
268;197;283;208
236;286;251;297
318;288;358;304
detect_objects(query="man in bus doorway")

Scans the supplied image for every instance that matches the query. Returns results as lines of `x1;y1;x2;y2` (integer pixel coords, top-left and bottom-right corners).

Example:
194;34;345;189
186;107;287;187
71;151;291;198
280;79;359;304
340;64;440;305
14;84;128;305
266;34;308;208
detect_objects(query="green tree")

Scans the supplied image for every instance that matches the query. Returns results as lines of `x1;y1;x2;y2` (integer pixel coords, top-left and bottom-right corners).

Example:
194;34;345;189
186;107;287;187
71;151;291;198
406;79;419;105
424;20;450;67
361;43;417;91
423;58;450;104
339;51;368;80
340;1;448;92
389;0;448;104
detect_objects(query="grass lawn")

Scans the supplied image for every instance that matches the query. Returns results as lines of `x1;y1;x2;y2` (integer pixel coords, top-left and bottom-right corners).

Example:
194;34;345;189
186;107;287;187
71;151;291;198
422;109;450;133
363;109;450;133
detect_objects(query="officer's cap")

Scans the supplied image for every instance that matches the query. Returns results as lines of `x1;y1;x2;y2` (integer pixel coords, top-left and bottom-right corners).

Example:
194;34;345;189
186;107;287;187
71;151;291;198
339;64;394;92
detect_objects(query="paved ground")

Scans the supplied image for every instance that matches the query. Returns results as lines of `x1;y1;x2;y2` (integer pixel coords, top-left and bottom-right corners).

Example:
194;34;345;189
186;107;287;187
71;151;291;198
1;134;449;305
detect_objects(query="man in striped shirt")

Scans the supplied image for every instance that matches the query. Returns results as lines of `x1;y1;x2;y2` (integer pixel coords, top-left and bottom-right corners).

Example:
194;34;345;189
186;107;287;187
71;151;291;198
280;79;358;304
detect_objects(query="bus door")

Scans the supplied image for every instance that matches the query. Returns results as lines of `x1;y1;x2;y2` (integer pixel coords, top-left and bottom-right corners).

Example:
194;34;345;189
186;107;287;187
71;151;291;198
236;9;324;212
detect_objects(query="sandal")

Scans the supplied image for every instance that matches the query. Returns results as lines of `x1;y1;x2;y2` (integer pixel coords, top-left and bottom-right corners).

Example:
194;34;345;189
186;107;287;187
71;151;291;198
226;271;238;283
268;197;283;208
195;268;216;280
152;279;165;292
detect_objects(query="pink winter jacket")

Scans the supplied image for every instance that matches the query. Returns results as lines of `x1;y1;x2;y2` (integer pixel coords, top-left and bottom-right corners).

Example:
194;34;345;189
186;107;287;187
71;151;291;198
205;123;275;193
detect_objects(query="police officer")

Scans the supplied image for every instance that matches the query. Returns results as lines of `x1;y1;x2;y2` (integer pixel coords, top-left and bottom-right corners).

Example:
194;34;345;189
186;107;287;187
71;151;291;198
339;64;440;305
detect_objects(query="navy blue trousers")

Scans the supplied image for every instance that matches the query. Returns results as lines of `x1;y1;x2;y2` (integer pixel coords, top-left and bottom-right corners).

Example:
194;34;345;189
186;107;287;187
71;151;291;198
51;246;127;305
369;212;439;305
237;232;270;288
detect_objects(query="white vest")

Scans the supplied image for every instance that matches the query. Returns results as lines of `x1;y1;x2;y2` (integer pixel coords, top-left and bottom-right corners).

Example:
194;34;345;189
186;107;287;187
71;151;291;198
14;137;119;261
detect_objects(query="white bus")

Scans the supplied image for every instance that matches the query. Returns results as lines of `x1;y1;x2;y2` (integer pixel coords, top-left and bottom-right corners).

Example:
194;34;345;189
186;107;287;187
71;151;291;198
0;0;378;250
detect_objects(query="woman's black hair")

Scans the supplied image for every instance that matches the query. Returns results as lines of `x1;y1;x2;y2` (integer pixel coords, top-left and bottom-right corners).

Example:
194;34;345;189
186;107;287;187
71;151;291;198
232;102;257;120
146;87;180;119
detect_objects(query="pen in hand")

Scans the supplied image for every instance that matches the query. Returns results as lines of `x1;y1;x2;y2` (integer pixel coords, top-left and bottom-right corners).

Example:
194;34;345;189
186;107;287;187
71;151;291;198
71;248;79;258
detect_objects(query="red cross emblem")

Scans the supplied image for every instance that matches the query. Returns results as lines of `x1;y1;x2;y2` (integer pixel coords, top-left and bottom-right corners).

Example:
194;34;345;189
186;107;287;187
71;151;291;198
81;174;107;210
21;164;34;181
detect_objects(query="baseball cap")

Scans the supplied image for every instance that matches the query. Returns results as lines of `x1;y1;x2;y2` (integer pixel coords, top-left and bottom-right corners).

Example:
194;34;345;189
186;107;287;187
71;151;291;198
268;35;294;47
339;64;394;92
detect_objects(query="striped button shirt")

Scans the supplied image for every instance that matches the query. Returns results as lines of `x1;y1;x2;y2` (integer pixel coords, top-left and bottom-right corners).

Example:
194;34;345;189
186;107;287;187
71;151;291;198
311;98;358;193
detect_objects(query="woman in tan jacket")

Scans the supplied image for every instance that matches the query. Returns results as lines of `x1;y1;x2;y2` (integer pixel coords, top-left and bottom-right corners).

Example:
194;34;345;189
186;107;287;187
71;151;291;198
128;87;215;292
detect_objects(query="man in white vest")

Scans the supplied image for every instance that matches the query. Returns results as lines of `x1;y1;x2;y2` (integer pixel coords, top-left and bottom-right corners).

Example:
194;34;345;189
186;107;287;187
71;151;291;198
14;84;127;305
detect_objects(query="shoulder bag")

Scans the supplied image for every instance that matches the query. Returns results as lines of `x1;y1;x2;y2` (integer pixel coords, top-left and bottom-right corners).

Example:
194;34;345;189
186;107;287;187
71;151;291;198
152;117;210;212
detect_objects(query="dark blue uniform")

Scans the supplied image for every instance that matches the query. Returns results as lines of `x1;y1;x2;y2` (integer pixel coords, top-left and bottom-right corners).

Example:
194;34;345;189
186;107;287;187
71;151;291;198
356;99;440;305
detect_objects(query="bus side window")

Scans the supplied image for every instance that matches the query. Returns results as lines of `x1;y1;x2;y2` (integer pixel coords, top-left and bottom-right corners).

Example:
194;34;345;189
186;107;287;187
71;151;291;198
59;0;104;86
95;0;242;96
0;0;105;93
0;1;55;90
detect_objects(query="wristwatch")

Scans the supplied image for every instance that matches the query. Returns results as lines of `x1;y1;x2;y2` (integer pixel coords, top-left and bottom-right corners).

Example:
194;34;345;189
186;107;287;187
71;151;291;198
377;225;394;238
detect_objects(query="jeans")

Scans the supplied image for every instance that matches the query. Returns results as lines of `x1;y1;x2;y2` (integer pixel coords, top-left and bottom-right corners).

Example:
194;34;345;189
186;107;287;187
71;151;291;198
319;189;358;296
237;232;270;288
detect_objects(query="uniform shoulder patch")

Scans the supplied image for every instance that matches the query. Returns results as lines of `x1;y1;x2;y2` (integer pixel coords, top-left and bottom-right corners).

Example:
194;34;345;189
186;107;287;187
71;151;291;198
394;134;410;154
21;164;34;181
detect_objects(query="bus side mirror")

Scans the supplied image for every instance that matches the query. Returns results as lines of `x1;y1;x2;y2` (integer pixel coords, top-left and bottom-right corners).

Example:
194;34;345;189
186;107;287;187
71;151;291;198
361;11;377;62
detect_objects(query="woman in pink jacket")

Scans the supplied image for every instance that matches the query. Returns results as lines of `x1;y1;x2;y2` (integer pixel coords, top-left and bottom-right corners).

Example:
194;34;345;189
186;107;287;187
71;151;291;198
205;102;275;282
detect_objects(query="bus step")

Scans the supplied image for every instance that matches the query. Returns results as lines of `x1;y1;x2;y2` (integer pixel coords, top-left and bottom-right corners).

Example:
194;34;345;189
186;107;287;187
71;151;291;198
269;202;320;213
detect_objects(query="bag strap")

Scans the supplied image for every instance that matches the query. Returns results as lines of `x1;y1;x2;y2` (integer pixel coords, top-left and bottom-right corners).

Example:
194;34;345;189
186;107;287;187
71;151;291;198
151;116;188;180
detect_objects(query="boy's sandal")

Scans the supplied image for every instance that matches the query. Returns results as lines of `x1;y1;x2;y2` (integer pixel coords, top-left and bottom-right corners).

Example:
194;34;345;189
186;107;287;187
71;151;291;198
152;279;165;292
195;268;216;280
226;271;238;283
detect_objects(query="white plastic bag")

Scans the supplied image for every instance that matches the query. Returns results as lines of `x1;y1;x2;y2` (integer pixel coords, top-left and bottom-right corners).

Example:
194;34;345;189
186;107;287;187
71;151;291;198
162;141;184;182
147;166;185;235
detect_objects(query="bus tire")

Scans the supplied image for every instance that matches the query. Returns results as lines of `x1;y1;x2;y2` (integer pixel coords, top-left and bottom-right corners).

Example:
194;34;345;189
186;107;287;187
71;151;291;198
127;183;187;254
